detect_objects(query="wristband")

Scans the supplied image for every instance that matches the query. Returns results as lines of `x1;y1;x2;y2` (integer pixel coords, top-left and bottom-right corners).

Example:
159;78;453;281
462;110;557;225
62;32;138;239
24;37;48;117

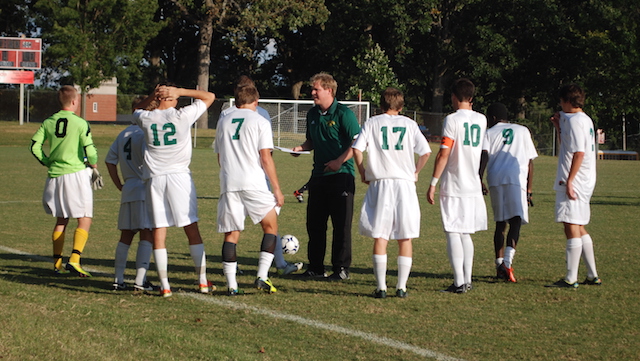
430;177;439;187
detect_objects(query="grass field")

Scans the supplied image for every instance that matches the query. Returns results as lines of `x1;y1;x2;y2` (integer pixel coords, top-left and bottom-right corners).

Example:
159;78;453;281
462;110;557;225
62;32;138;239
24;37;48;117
1;121;639;361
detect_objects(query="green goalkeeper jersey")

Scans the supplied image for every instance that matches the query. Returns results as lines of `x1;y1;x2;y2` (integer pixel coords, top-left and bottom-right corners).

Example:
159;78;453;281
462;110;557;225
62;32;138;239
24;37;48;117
30;110;98;178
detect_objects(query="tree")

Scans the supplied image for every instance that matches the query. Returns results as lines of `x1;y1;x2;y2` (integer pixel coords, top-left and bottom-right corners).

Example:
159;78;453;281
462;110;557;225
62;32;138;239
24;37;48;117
160;0;328;127
35;0;162;116
346;39;400;103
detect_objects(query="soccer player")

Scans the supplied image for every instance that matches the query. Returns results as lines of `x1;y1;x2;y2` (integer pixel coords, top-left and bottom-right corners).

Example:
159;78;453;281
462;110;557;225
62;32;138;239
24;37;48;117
546;83;601;288
291;73;361;281
105;100;157;291
352;87;431;298
133;83;215;297
427;78;487;293
214;84;285;295
218;75;302;276
479;102;537;283
30;85;99;277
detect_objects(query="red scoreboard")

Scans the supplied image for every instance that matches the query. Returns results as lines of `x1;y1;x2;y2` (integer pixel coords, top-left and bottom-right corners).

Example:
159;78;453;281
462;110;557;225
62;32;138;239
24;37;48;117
0;37;42;70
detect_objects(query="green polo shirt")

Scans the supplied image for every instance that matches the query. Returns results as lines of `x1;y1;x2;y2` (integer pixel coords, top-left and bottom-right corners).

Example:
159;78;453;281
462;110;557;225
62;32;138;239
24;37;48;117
306;99;360;177
30;110;98;178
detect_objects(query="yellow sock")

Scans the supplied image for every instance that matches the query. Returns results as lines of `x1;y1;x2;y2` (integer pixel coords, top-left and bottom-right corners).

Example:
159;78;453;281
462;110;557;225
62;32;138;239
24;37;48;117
69;228;88;264
52;231;65;269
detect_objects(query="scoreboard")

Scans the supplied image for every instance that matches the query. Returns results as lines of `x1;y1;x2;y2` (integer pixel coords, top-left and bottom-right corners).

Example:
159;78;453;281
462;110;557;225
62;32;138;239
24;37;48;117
0;37;42;70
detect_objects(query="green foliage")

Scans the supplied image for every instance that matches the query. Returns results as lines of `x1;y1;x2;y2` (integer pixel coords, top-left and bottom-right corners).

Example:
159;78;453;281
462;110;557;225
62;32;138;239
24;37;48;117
34;0;162;92
346;40;401;103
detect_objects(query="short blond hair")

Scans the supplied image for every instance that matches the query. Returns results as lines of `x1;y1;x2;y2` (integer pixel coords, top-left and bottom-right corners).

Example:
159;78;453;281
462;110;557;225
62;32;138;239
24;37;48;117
58;85;78;108
310;73;337;97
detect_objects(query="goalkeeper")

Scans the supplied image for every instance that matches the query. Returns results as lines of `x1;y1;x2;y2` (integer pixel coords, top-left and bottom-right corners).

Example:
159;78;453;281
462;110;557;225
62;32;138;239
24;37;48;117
30;85;101;277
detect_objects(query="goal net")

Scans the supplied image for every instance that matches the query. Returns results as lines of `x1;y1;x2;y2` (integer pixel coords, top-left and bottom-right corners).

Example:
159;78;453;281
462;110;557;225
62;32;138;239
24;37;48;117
225;99;371;149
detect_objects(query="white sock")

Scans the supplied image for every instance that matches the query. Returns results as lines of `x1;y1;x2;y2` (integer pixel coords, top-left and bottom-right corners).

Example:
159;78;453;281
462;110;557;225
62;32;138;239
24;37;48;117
461;234;474;285
372;254;387;291
446;232;465;287
566;238;583;283
189;243;207;285
495;257;504;267
396;256;412;291
153;248;171;291
223;261;238;290
581;234;598;279
257;251;275;280
114;242;130;284
273;235;287;269
135;240;152;286
504;246;516;269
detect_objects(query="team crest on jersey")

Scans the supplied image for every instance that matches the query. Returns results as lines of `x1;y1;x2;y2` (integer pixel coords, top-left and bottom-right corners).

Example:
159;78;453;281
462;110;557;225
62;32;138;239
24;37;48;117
327;120;336;127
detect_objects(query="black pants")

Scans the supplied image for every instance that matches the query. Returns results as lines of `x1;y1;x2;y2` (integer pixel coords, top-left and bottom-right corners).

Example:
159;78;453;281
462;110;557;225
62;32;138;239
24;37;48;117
306;173;355;274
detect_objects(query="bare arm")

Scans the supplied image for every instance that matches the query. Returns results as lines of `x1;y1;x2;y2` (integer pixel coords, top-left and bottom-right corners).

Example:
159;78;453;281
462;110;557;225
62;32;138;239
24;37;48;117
260;148;284;207
291;139;314;157
414;152;431;182
566;151;584;200
324;146;354;173
479;150;489;194
105;162;123;191
426;147;451;204
353;148;368;184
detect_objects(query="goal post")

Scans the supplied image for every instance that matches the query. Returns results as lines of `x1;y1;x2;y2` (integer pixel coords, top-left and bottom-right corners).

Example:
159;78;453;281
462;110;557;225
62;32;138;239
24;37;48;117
226;98;371;148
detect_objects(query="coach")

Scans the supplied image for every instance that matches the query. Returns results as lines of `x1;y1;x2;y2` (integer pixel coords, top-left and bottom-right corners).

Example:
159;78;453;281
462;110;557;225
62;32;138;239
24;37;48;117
292;73;360;281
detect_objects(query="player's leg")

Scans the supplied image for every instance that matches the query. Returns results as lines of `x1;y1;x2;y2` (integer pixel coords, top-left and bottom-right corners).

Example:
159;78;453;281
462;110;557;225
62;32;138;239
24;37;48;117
255;209;278;293
580;228;600;284
66;216;92;277
372;238;388;297
184;222;210;293
563;222;583;284
134;229;154;290
445;232;465;289
114;230;135;289
52;218;69;273
396;239;412;298
222;231;240;294
503;216;522;282
152;227;172;296
494;221;507;278
461;233;474;288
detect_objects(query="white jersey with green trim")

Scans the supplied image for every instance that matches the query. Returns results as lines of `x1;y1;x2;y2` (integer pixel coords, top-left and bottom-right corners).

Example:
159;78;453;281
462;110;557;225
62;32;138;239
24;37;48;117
352;113;431;182
133;100;207;178
483;122;537;189
214;108;274;193
440;109;487;197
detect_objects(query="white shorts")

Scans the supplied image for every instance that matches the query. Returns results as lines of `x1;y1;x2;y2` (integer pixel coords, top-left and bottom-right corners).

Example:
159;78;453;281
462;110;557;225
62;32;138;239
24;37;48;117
43;168;93;218
489;184;529;224
146;173;199;228
118;200;151;231
359;179;420;240
217;190;280;233
439;195;487;233
555;190;591;225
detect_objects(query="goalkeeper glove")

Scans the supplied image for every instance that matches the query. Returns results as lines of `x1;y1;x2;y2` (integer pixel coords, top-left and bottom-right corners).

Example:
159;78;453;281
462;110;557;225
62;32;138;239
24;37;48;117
91;168;104;190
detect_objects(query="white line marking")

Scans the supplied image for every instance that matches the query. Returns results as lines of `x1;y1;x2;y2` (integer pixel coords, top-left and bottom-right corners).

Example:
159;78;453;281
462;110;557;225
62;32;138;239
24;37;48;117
0;244;464;361
184;293;464;360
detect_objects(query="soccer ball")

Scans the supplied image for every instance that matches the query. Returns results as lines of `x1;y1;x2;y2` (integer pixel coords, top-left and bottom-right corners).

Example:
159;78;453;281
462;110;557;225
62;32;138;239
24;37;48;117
281;234;300;255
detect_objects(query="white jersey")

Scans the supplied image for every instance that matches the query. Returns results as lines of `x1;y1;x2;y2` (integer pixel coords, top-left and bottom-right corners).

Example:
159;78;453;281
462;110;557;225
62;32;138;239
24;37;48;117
440;109;487;197
554;111;596;195
214;108;274;193
133;100;207;178
483;122;537;189
105;125;146;203
353;113;431;182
